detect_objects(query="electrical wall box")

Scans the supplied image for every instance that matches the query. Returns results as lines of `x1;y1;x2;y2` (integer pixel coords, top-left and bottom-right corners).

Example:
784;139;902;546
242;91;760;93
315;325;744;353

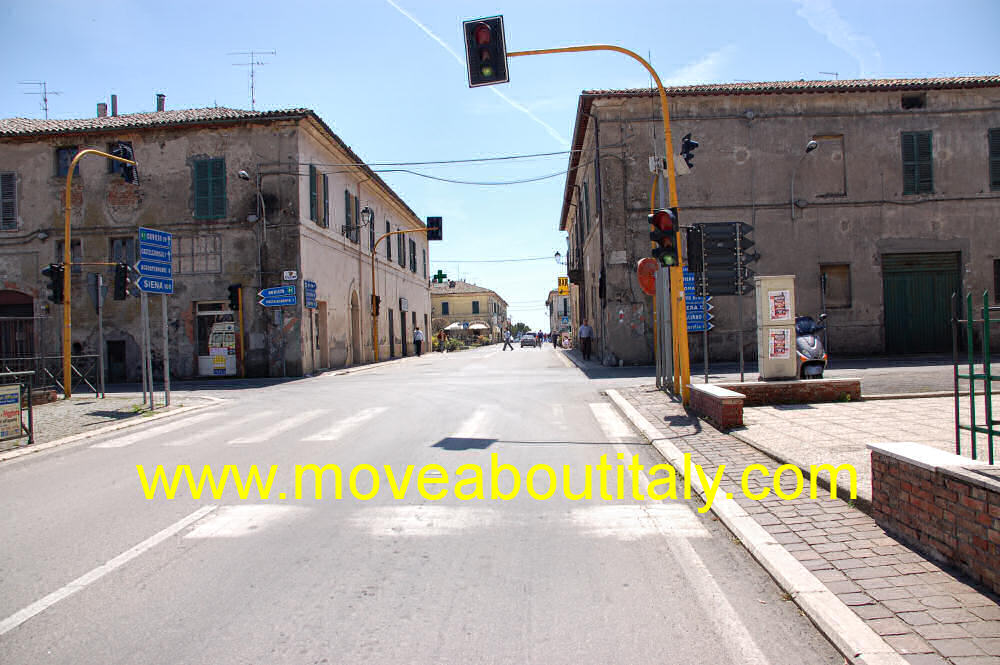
755;275;797;380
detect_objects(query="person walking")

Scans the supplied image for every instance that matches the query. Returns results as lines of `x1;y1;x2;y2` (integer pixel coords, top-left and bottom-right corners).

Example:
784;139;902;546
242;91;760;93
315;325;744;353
552;331;558;348
502;329;514;351
578;319;594;361
413;326;424;356
437;329;446;352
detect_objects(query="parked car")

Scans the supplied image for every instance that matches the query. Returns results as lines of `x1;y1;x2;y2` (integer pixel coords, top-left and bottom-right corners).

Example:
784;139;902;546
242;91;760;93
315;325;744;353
520;333;536;347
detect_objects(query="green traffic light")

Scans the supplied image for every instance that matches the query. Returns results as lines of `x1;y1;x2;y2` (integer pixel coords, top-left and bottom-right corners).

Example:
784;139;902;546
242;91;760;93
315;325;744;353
481;65;494;78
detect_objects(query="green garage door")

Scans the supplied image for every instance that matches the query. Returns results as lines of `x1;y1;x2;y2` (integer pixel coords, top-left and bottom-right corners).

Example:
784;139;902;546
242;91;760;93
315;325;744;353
882;252;961;354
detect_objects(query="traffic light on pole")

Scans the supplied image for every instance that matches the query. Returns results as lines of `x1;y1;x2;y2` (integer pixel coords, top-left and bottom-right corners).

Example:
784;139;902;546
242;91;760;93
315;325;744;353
426;216;443;241
680;133;699;168
41;263;64;303
228;284;241;312
463;16;509;87
371;294;381;316
112;141;140;185
649;208;680;267
113;262;131;300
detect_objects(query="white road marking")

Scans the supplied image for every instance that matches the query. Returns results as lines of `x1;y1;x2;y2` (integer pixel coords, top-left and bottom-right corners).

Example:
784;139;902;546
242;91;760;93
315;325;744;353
354;505;496;537
0;505;216;637
570;504;710;539
589;403;638;442
302;407;388;441
184;504;303;539
226;409;326;444
161;410;277;447
453;407;490;438
90;412;220;448
551;404;569;431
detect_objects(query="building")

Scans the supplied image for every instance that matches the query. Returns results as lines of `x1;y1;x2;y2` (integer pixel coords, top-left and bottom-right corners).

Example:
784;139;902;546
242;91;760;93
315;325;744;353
560;76;1000;365
0;97;431;381
431;280;508;341
545;289;572;336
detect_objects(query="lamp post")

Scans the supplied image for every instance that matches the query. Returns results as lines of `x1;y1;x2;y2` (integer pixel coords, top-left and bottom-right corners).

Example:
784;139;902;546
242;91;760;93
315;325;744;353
790;140;819;220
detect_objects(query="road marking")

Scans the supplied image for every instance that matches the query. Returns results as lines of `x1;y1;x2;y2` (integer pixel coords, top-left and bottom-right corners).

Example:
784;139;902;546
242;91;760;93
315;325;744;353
90;412;220;448
551;404;569;431
184;504;303;539
570;504;710;539
226;409;326;444
0;505;216;637
302;407;388;441
453;407;490;438
353;505;497;537
161;410;276;446
589;403;638;442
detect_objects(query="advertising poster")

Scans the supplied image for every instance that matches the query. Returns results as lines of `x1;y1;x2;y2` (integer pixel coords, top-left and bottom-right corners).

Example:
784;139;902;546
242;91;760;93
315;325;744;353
0;384;22;442
768;290;792;321
768;329;791;359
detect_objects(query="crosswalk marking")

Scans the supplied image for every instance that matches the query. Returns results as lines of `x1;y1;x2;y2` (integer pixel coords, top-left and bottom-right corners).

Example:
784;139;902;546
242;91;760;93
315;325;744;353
453;407;490;438
302;407;387;441
226;409;327;445
90;412;219;449
184;505;303;539
589;402;638;442
161;410;277;447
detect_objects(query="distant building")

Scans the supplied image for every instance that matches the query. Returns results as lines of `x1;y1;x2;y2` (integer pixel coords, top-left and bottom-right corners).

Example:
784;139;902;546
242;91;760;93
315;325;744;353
0;98;430;381
560;76;1000;365
431;280;508;342
546;289;571;335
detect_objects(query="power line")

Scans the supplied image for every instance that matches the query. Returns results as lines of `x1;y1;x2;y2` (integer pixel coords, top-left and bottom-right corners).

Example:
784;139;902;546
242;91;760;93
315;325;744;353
432;256;555;263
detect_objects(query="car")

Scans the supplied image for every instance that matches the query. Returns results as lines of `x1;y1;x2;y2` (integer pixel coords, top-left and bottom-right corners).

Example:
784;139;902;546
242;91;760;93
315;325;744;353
520;333;536;347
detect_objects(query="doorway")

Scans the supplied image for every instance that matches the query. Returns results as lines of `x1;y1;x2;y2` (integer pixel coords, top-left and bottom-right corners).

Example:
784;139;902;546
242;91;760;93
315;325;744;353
388;309;395;358
318;301;330;368
349;293;360;365
107;340;126;383
400;308;408;357
882;252;961;354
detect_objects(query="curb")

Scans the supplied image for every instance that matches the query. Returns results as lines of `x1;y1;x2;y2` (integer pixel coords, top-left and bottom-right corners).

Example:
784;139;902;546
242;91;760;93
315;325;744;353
606;389;908;665
0;398;225;464
863;390;964;400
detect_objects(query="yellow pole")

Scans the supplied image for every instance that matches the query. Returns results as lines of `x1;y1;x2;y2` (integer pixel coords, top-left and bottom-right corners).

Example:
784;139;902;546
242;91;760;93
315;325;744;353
62;148;136;398
509;45;691;402
370;227;431;364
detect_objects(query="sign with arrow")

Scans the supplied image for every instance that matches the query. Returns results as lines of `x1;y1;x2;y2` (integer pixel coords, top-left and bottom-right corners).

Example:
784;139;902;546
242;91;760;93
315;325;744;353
136;275;174;294
136;227;173;294
304;280;317;309
259;285;295;299
259;295;297;307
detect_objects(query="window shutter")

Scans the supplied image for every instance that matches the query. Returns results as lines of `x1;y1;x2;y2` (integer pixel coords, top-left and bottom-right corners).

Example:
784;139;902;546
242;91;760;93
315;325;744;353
902;132;932;194
322;174;330;227
344;190;352;237
0;173;16;231
583;181;590;234
916;132;932;193
990;129;1000;191
409;239;416;272
398;234;404;266
194;160;210;217
386;221;392;259
211;158;227;218
353;195;360;243
309;165;317;221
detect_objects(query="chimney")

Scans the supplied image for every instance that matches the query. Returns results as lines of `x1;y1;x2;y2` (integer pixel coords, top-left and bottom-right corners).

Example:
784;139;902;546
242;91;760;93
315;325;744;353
97;103;108;118
156;93;165;112
111;95;118;117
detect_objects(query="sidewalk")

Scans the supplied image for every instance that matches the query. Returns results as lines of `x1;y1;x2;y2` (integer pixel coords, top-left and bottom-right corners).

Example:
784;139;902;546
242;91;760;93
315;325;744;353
610;385;1000;665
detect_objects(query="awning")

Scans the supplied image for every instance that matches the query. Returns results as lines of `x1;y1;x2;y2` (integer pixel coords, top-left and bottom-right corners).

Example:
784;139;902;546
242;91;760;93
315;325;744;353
444;322;464;330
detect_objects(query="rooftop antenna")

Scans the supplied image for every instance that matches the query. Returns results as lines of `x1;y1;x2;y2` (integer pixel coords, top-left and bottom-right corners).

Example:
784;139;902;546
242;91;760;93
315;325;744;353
229;50;276;110
19;81;61;119
820;71;839;80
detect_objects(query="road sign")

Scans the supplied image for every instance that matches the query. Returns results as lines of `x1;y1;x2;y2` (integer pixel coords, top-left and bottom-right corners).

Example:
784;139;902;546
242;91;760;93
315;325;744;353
558;276;569;295
136;276;173;294
259;285;295;298
687;321;715;332
138;227;171;249
304;280;317;309
259;295;297;307
135;259;172;278
139;244;171;262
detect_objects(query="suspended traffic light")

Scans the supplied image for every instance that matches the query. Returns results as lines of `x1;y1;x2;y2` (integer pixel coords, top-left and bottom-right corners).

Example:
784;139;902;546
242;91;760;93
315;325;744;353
463;16;509;87
649;208;680;268
680;133;699;169
41;263;65;304
426;216;443;241
112;141;140;185
228;284;242;312
113;262;131;300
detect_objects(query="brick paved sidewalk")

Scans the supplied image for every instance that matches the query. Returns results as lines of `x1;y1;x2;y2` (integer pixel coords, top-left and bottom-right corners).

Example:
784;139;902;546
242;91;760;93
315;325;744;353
615;385;1000;664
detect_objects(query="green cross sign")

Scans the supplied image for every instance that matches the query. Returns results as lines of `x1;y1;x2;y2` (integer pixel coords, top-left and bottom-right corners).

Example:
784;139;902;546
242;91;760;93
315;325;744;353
432;270;448;283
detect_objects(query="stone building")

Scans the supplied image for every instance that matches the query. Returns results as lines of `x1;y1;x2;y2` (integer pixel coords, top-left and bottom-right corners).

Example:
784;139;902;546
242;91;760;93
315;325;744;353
0;99;431;380
430;280;508;342
560;76;1000;365
545;289;572;336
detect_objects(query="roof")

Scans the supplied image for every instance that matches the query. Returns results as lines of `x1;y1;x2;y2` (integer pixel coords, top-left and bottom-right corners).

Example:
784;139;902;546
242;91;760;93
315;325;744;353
0;106;423;226
431;280;508;305
559;74;1000;230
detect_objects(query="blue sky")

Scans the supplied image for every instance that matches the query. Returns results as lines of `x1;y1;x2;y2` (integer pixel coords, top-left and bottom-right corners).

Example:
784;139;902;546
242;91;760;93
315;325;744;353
2;0;997;329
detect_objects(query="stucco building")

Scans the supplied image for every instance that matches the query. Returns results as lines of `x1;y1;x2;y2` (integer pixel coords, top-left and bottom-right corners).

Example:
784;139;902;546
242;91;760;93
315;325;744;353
545;289;572;336
560;76;1000;365
0;98;431;381
431;280;508;342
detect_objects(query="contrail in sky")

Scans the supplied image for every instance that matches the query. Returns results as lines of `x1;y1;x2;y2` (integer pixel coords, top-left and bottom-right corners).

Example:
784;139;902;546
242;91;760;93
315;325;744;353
385;0;569;146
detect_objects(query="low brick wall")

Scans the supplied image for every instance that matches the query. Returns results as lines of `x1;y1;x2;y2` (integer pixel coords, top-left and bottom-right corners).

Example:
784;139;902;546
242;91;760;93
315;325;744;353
688;384;744;430
868;442;1000;596
717;378;861;406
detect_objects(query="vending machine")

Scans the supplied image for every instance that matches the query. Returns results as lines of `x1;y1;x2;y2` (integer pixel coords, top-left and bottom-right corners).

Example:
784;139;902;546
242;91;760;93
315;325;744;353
755;275;796;380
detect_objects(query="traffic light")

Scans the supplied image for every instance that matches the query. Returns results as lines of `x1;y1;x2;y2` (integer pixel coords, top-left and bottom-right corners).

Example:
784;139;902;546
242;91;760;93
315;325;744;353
112;141;140;185
463;16;509;87
649;208;680;267
426;216;443;241
41;263;64;304
228;284;242;311
371;294;381;316
680;133;699;168
113;262;131;300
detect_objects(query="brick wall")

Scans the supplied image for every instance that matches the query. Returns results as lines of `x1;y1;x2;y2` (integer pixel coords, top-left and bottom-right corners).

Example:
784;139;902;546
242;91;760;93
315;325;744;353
718;378;860;406
688;385;743;429
869;442;1000;596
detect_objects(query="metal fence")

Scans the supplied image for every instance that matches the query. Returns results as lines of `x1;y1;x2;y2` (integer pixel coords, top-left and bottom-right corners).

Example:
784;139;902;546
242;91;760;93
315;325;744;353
0;355;101;395
952;291;998;464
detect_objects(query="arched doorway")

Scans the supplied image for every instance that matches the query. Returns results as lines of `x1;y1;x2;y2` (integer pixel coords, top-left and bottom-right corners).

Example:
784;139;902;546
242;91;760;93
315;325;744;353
350;291;361;365
0;290;35;359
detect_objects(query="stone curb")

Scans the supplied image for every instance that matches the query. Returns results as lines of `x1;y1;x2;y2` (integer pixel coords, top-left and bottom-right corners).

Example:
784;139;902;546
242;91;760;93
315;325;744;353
606;389;908;665
0;398;225;464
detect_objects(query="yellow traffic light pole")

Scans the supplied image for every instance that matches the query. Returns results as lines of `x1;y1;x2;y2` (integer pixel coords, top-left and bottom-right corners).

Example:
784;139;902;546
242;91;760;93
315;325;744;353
62;149;137;398
370;227;430;363
507;44;691;402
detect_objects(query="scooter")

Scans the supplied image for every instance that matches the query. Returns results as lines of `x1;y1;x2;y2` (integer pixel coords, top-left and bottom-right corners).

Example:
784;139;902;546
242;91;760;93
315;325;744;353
795;313;828;379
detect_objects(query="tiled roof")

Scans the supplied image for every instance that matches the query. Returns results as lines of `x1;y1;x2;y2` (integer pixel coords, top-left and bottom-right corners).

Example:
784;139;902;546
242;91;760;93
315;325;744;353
0;107;311;137
431;280;507;305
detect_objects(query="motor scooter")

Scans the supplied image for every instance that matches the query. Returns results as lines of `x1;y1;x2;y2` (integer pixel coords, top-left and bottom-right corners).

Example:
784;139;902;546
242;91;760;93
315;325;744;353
795;313;828;379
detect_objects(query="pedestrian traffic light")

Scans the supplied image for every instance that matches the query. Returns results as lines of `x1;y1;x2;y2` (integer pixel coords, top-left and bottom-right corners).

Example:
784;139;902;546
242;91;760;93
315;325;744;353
228;284;241;311
371;294;381;316
680;133;699;168
41;263;64;304
113;262;131;300
649;208;680;267
112;141;140;185
426;216;443;241
463;16;509;88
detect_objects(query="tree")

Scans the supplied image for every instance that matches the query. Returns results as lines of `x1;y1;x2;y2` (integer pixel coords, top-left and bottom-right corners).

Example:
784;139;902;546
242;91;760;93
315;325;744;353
511;322;531;336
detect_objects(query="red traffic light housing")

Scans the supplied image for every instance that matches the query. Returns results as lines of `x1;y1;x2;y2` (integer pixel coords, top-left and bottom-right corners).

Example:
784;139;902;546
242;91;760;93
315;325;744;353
463;16;509;87
649;208;680;267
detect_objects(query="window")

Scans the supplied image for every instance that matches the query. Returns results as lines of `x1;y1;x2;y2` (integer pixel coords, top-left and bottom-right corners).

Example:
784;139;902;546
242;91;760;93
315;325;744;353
901;93;926;110
821;264;852;308
322;174;330;228
583;181;590;235
901;131;933;195
1;172;16;231
107;141;132;175
472;300;480;314
386;221;392;260
56;239;82;274
174;235;222;274
995;260;1000;304
353;195;360;243
812;134;847;198
309;165;318;221
343;190;352;238
409;239;417;273
422;249;426;278
397;233;405;267
442;301;449;315
370;216;376;250
109;237;136;264
56;147;79;177
989;128;1000;191
193;158;226;219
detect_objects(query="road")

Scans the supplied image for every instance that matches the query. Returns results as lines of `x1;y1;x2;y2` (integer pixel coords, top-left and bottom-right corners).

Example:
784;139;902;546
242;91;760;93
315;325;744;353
1;345;842;664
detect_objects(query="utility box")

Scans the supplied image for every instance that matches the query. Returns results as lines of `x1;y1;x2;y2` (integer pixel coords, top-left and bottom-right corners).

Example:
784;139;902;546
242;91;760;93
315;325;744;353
755;275;797;379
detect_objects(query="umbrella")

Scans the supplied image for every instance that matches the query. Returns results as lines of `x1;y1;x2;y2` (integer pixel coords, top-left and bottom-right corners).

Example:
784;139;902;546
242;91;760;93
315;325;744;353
468;323;489;330
444;322;464;330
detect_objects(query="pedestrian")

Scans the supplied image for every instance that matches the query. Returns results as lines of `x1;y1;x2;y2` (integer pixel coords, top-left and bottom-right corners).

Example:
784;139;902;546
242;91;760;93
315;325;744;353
537;330;544;348
413;326;424;356
578;319;594;361
437;329;446;352
552;331;558;348
502;329;514;351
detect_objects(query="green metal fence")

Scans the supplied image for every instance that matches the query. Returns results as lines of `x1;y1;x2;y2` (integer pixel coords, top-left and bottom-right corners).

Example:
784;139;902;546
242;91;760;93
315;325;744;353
952;291;998;464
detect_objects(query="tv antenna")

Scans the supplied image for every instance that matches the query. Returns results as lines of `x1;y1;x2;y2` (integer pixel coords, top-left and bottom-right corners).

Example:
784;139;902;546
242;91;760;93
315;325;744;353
19;81;62;119
229;50;275;110
820;71;840;80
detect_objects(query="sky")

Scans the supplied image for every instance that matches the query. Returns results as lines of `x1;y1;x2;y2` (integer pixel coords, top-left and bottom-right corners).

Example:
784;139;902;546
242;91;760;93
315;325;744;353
1;0;997;330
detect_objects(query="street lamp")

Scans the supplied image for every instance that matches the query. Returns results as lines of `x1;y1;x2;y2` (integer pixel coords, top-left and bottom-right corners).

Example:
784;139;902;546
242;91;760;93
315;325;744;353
554;251;565;265
790;140;819;220
360;206;373;228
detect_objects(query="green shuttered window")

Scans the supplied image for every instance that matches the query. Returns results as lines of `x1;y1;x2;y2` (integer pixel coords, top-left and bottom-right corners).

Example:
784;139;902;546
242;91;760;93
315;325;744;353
901;131;933;195
989;128;1000;191
194;158;226;219
1;172;16;231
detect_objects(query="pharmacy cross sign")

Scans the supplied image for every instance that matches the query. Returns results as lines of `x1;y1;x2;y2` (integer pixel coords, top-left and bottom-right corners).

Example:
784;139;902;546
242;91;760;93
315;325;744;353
432;270;448;283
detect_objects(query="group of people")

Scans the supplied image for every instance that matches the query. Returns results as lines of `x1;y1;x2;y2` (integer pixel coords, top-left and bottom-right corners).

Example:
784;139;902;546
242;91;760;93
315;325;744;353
420;319;596;361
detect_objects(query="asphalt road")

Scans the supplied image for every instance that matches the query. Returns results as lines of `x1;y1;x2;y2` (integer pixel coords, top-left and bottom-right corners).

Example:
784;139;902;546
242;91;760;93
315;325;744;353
1;345;842;664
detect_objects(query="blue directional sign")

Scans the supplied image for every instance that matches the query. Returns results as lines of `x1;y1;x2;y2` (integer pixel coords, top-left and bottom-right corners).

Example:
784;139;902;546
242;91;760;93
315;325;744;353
303;280;317;309
135;259;172;278
138;227;171;249
259;285;295;299
688;321;715;332
136;276;174;294
259;295;297;307
139;244;171;262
